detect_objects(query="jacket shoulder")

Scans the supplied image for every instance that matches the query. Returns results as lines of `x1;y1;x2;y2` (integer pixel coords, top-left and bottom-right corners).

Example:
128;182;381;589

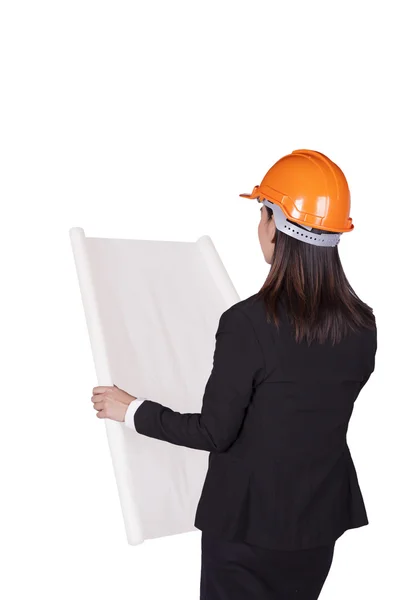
218;294;268;337
226;293;263;313
223;293;266;323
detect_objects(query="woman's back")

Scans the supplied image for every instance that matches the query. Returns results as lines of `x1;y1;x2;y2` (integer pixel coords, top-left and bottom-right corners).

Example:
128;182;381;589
194;293;377;550
242;293;376;458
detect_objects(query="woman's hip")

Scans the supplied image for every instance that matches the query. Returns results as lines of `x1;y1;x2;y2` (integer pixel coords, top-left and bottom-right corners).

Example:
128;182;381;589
200;531;335;600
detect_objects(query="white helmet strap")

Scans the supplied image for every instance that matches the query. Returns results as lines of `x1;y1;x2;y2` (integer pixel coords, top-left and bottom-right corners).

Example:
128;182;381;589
261;199;342;248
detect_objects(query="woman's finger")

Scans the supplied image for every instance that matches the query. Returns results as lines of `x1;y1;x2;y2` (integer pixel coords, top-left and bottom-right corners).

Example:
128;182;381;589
93;400;105;410
91;394;103;403
92;386;113;395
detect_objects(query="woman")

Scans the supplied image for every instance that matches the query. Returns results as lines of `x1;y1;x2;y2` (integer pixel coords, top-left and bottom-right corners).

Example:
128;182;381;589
91;149;377;599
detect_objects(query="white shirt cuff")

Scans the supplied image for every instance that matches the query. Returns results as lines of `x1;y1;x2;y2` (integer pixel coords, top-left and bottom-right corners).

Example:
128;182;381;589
124;398;147;430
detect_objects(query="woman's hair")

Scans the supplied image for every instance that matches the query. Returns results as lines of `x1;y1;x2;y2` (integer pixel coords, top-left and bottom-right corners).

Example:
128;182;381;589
256;206;375;345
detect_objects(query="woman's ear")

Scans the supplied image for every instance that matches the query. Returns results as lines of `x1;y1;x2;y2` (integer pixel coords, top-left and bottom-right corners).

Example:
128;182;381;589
270;215;278;248
261;205;270;222
269;212;277;239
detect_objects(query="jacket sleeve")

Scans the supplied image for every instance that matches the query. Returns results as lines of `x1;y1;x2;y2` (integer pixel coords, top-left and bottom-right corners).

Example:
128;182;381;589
359;323;378;392
132;306;266;453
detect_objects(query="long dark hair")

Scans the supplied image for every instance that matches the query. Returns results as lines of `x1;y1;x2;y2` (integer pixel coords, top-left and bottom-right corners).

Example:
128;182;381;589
256;206;375;345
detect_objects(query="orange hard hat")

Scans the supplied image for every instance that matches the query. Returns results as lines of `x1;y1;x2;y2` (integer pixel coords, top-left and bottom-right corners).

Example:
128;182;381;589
240;150;353;238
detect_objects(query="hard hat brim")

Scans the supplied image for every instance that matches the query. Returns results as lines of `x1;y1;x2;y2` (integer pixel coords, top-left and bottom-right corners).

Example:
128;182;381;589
239;185;260;200
239;187;354;233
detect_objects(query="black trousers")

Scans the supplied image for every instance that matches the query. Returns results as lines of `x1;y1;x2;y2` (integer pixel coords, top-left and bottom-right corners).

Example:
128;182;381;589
200;532;335;600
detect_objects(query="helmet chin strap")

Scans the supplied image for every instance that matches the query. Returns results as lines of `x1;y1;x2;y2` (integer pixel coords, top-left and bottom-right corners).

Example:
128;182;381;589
261;199;342;248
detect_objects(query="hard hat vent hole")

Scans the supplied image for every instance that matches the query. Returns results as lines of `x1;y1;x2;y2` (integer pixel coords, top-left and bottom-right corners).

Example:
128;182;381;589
280;218;336;245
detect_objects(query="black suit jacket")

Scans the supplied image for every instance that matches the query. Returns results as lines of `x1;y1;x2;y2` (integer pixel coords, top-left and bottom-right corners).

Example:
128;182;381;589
133;293;377;550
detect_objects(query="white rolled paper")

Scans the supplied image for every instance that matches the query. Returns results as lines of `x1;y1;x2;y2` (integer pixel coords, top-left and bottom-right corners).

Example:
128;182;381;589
70;228;240;545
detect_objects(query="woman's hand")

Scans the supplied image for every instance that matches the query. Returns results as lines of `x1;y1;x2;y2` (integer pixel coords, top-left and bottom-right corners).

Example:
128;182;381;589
91;384;137;423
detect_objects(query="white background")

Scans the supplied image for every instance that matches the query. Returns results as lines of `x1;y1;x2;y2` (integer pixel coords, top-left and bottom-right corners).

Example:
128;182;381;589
1;1;398;598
